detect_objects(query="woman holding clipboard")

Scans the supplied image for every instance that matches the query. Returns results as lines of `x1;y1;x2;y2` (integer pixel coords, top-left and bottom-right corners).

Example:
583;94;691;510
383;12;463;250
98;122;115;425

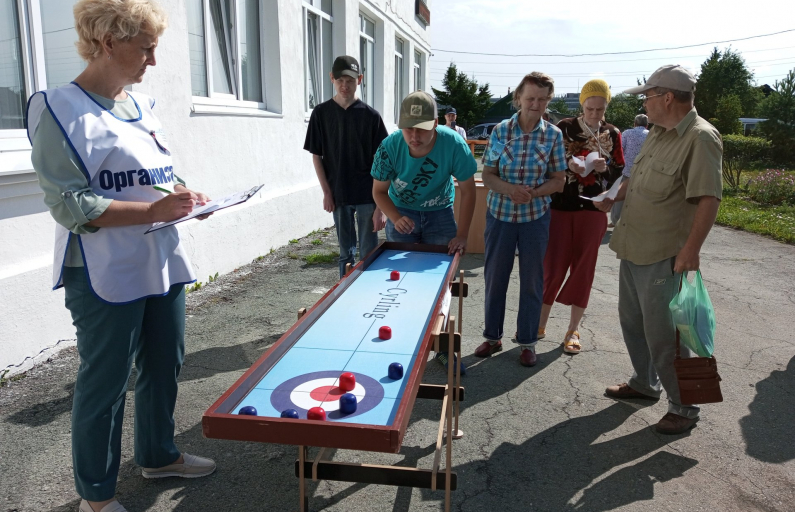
27;1;214;510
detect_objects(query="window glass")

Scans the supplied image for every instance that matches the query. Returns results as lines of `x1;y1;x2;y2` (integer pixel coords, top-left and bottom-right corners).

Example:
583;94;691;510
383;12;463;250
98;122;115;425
239;0;262;102
361;16;374;38
209;0;234;95
414;50;423;91
305;11;320;109
320;0;332;15
187;0;208;96
40;0;86;89
0;0;26;129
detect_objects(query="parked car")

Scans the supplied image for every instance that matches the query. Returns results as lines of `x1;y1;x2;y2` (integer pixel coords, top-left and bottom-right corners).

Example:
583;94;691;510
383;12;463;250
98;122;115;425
466;123;498;140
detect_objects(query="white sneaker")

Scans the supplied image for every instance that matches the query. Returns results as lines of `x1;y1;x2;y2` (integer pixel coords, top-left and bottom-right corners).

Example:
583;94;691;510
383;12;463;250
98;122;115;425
141;453;216;479
79;500;128;512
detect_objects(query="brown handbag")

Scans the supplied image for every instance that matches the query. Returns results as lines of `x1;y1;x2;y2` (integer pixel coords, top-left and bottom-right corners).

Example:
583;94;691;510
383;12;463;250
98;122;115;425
674;328;724;405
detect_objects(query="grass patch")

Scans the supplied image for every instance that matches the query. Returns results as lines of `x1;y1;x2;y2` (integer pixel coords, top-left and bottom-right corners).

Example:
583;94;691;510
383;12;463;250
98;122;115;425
716;195;795;244
287;252;300;260
311;239;323;245
304;251;339;265
0;370;27;388
289;239;299;244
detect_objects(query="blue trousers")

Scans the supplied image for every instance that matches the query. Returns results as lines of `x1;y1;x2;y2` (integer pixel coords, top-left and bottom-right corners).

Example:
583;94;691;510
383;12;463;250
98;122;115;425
483;210;550;346
64;267;184;501
333;203;379;278
385;205;457;245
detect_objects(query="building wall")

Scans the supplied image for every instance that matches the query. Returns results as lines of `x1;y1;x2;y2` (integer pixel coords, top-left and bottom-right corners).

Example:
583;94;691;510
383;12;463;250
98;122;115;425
0;0;432;374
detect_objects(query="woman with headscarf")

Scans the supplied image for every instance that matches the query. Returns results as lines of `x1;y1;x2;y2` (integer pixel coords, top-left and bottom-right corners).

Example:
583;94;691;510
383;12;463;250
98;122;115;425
539;80;625;355
27;1;215;510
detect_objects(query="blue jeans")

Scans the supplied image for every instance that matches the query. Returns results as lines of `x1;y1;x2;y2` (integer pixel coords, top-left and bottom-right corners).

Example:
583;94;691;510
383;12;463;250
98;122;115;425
385;205;457;245
333;203;379;278
483;210;550;347
63;267;184;501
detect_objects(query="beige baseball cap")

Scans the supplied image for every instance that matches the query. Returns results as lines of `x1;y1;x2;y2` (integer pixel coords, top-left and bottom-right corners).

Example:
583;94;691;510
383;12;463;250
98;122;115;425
624;64;696;95
398;91;438;130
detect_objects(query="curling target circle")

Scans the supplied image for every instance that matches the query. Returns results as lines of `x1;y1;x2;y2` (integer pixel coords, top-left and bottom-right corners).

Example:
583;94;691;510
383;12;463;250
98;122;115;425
271;370;384;420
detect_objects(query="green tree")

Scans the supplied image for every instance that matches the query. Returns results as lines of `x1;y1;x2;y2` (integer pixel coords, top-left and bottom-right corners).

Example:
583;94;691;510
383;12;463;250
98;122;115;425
695;47;761;120
431;63;492;130
549;97;573;116
605;94;644;130
711;94;743;135
759;69;795;165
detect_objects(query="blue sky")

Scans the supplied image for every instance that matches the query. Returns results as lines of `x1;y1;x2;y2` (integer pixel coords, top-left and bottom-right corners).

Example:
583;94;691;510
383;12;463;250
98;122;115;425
428;0;795;98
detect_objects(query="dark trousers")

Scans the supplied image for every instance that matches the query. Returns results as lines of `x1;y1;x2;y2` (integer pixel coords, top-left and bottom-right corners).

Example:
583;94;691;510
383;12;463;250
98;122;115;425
64;267;184;501
483;210;550;346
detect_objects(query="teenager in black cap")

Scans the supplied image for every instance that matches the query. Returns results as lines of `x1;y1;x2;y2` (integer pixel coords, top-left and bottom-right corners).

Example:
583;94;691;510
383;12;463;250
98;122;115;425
304;55;389;278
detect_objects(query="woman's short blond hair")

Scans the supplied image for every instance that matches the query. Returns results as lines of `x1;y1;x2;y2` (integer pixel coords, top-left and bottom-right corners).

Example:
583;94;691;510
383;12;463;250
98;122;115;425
512;72;555;108
74;0;168;61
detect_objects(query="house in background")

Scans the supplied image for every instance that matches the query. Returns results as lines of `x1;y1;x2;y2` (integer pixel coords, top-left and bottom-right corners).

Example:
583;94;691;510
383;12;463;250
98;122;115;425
739;117;767;136
0;0;432;374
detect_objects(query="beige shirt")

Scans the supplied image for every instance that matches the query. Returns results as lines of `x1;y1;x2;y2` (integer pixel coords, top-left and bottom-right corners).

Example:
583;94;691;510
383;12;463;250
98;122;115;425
610;108;722;265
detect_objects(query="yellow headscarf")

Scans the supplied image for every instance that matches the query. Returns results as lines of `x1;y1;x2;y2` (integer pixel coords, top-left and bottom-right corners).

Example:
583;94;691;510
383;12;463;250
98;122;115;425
579;79;611;105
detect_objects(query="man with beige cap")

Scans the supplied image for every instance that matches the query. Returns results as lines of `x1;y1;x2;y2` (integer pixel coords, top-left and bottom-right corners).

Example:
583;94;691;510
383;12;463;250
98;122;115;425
596;65;723;435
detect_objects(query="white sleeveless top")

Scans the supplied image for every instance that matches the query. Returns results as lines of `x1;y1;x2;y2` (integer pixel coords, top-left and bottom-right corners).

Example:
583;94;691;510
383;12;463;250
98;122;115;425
27;83;196;304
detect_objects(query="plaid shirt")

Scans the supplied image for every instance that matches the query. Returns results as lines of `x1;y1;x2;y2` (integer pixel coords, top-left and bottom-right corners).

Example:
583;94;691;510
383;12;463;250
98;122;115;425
482;113;566;223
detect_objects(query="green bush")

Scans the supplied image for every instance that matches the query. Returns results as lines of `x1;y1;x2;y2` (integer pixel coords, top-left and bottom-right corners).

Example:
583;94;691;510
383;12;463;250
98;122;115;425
722;135;771;189
747;170;795;206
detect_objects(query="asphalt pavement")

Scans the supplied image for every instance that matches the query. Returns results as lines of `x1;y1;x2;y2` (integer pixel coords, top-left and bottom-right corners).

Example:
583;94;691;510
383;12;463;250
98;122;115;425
1;224;793;512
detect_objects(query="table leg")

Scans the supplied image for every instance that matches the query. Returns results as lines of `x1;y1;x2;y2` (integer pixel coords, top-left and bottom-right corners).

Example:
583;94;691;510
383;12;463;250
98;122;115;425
298;445;308;512
445;316;454;512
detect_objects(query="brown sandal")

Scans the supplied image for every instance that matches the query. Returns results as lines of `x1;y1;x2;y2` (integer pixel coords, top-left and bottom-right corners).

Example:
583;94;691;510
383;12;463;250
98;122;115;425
562;330;581;354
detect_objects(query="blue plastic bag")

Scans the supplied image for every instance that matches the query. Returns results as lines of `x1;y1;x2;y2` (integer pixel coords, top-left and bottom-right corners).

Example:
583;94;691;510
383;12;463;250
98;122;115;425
668;270;716;358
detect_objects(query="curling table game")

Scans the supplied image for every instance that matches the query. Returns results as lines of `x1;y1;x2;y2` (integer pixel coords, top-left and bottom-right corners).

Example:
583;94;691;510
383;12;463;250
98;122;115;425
203;242;468;511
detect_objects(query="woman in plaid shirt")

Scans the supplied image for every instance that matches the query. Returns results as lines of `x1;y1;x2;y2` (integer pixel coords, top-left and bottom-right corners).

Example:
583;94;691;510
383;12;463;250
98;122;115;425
475;72;567;367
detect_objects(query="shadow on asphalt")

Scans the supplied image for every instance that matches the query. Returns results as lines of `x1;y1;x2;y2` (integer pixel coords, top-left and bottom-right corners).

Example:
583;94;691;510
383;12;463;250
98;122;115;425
445;402;698;511
739;355;795;463
5;334;284;428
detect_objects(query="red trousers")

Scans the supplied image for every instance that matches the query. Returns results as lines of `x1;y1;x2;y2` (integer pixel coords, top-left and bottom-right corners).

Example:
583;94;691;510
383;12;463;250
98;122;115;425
543;209;607;309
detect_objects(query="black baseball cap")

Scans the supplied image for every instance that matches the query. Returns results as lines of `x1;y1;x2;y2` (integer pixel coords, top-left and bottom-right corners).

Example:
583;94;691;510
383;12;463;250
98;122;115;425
447;107;457;115
332;56;361;79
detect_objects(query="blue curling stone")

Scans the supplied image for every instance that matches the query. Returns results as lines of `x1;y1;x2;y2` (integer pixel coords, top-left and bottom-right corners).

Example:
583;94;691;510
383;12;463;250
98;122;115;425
238;405;257;416
280;408;299;419
339;393;357;414
388;362;404;380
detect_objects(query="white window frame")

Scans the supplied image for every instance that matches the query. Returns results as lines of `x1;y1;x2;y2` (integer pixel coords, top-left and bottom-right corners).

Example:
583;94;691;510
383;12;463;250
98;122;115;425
413;49;424;92
0;0;41;142
189;0;280;117
358;12;376;108
393;37;405;124
303;1;333;113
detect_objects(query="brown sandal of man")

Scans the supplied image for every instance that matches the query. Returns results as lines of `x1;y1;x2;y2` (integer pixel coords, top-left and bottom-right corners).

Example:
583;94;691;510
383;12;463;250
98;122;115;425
562;330;582;354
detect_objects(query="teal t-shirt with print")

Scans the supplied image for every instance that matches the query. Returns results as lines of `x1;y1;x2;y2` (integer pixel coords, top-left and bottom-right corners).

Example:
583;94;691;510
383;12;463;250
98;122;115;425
370;127;477;211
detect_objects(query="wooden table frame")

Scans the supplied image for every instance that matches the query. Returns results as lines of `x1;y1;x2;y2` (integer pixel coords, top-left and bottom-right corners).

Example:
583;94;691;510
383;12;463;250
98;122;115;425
202;242;468;511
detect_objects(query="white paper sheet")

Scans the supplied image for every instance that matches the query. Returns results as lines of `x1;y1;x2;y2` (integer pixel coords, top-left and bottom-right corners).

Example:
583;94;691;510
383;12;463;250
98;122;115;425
570;151;602;177
579;176;624;203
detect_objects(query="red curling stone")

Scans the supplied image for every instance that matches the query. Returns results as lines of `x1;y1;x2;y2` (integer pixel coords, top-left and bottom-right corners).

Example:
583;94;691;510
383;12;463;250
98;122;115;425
390;270;400;281
339;372;356;392
307;407;326;421
379;326;392;340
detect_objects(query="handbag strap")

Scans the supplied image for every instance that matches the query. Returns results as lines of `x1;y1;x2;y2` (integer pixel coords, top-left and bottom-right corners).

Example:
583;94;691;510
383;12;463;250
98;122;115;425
675;273;682;360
